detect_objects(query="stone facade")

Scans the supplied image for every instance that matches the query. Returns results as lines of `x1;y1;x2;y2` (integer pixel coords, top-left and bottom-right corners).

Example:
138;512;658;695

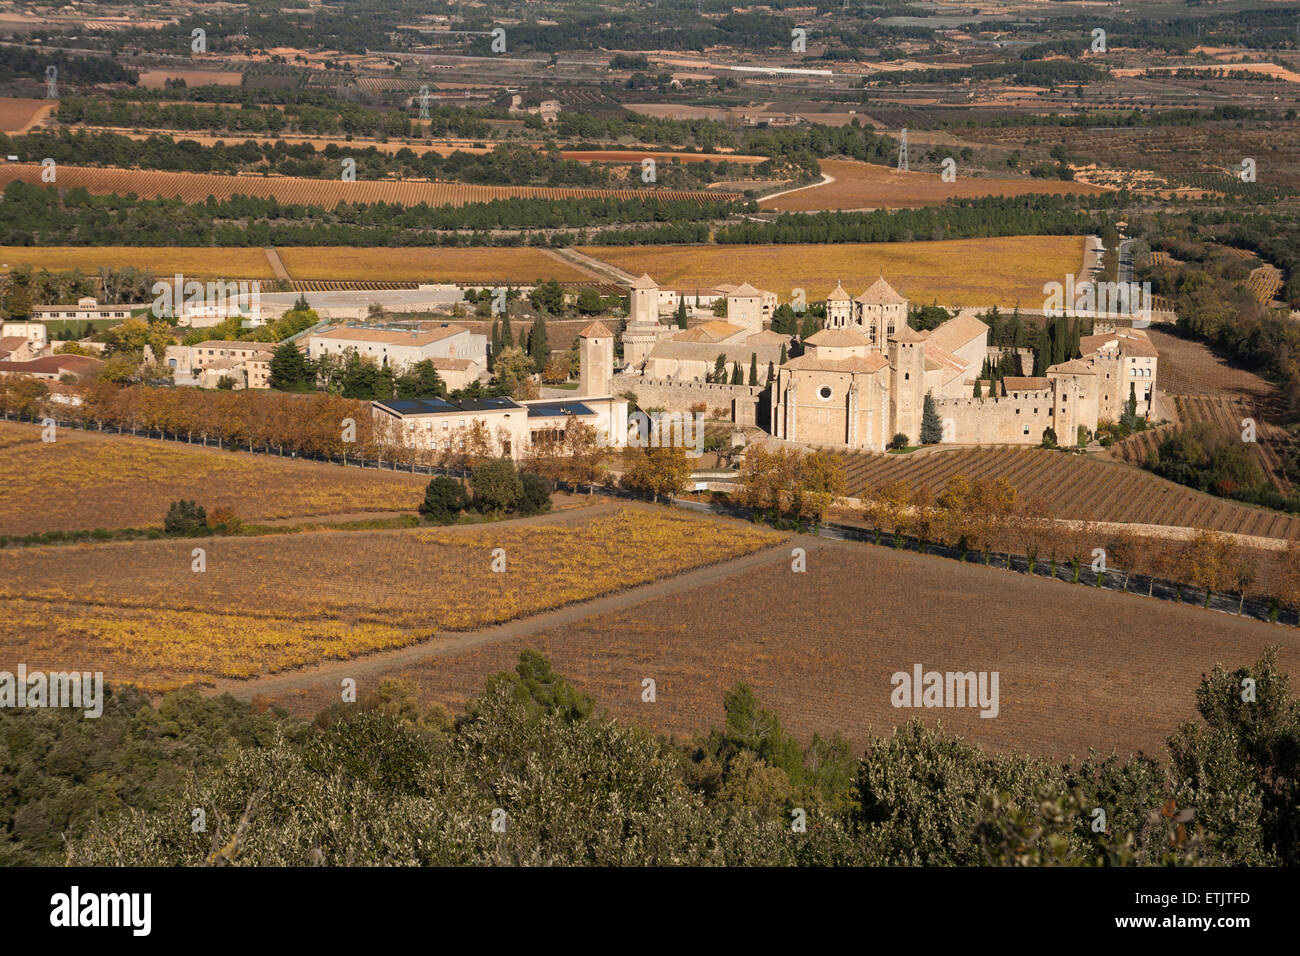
579;321;614;397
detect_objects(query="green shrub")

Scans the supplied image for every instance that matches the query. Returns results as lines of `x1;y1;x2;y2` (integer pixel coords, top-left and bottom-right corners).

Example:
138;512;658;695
419;477;468;524
517;471;554;516
164;500;209;536
470;458;523;514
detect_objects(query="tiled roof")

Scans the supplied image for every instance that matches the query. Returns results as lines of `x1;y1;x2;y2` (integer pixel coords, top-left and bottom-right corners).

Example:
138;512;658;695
855;275;907;305
579;320;614;338
783;353;889;374
314;325;467;346
1002;376;1051;392
804;328;871;348
922;311;988;354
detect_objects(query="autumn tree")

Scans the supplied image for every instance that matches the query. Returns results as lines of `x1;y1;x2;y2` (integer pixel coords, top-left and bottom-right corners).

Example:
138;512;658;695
622;446;693;503
492;346;539;400
863;479;914;548
1174;530;1240;608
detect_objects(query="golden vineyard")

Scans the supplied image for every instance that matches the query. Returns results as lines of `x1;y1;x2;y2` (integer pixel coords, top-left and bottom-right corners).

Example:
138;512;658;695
0;164;741;207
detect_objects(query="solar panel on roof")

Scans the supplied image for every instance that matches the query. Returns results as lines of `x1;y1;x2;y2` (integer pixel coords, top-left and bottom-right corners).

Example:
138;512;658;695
382;398;458;414
526;401;595;418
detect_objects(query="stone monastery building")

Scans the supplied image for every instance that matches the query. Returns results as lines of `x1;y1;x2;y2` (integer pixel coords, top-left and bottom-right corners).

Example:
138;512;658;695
611;274;1158;452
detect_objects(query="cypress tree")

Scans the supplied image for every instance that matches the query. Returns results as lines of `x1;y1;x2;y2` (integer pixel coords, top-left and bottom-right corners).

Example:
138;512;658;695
676;298;687;329
1033;326;1050;376
973;378;982;398
766;361;774;385
730;362;743;385
779;343;788;365
528;315;549;372
748;352;758;386
501;313;514;348
920;392;943;444
713;354;727;382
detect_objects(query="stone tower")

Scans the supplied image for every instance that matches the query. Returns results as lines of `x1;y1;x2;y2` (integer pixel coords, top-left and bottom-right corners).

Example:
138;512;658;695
579;320;614;397
888;324;927;445
826;281;852;328
630;274;659;325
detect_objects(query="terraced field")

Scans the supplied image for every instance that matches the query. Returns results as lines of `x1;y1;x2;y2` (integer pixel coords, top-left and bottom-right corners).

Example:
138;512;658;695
0;164;739;208
832;445;1300;539
1109;395;1291;492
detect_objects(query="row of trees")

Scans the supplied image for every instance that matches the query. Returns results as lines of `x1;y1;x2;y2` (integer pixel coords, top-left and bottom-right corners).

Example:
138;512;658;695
1;179;742;250
855;475;1277;611
737;446;847;528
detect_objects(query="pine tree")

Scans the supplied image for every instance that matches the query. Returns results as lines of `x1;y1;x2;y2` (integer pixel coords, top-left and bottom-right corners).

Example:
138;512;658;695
748;352;758;386
920;392;943;444
268;340;312;391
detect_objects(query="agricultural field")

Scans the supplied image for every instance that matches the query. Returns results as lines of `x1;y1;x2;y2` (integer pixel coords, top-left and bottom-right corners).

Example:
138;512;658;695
0;97;55;133
136;70;245;90
760;159;1106;212
0;423;426;535
273;246;591;283
1111;395;1292;492
258;538;1300;759
1144;329;1279;401
0;508;781;689
0;246;275;280
831;445;1300;540
0;164;739;208
580;235;1087;308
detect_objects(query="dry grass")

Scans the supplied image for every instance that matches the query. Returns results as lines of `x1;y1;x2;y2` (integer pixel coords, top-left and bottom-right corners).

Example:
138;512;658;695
580;236;1087;308
273;246;591;283
0;246;275;279
0;423;425;535
0;508;781;689
761;159;1107;212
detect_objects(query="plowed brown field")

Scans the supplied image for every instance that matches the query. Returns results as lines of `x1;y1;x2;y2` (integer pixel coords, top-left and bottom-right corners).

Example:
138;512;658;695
0;97;55;133
257;538;1300;759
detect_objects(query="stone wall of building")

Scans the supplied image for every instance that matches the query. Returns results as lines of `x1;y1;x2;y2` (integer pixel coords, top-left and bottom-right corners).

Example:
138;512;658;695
935;393;1055;446
611;375;763;426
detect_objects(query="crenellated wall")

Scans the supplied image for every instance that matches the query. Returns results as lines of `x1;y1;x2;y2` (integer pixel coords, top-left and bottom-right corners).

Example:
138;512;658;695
935;392;1055;445
611;375;764;425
